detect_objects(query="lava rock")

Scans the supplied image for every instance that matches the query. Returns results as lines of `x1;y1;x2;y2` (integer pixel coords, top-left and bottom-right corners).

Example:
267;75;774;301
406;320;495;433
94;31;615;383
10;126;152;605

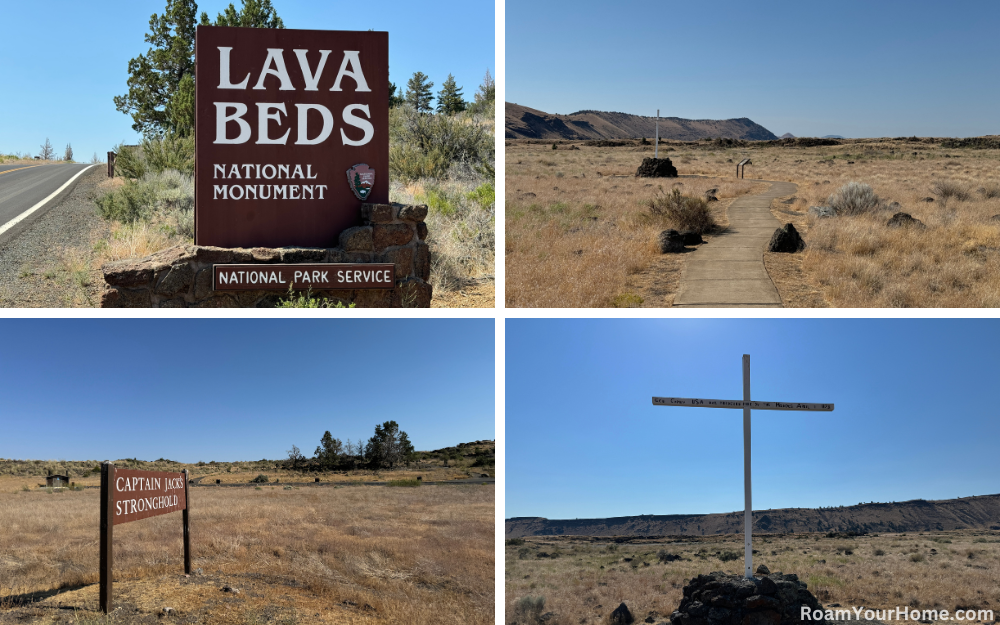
767;223;806;253
704;188;719;202
659;230;687;253
670;571;822;625
808;205;837;218
611;602;636;625
679;231;704;245
756;564;771;575
886;212;925;229
921;197;935;202
636;157;678;178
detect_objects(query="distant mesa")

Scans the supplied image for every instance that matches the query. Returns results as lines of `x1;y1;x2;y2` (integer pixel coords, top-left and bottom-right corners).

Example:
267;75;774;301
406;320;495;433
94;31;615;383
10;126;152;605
505;492;1000;538
822;135;845;139
505;102;778;141
779;133;795;139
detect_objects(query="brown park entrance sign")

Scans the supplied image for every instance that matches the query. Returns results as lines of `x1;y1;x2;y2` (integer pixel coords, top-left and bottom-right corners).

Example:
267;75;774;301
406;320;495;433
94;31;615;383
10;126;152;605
100;463;191;613
195;26;389;249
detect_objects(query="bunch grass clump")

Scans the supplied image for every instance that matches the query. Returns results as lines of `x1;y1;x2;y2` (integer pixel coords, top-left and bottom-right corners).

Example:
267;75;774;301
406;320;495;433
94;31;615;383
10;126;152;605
827;181;883;215
647;188;716;233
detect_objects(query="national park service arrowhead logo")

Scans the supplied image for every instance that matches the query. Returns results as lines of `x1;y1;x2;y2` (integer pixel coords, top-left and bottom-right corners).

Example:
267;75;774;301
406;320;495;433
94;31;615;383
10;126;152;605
347;163;374;201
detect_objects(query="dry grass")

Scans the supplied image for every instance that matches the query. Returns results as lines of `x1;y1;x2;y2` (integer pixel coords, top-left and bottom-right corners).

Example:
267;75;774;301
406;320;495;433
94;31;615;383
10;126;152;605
505;531;1000;625
677;139;1000;307
0;485;493;624
505;141;764;307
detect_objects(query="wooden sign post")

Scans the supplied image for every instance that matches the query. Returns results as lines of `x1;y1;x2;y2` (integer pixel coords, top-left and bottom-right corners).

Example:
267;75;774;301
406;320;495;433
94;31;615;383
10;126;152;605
99;462;191;613
652;354;833;578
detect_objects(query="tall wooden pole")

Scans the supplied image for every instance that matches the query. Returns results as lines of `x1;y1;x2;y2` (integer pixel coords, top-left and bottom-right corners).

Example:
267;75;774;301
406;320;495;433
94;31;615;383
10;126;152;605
742;355;752;578
99;461;114;613
183;469;191;575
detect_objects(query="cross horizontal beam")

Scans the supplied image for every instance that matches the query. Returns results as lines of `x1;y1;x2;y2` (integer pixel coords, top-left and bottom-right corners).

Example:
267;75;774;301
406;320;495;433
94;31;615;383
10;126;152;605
652;397;833;411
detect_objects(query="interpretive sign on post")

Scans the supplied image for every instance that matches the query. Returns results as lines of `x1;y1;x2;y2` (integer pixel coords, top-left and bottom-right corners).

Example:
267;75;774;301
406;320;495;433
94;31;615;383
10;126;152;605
100;463;191;613
652;355;833;579
195;26;389;249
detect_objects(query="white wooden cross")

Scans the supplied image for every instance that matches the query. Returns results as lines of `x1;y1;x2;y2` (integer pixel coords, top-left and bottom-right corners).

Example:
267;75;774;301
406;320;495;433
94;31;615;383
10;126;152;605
652;354;833;578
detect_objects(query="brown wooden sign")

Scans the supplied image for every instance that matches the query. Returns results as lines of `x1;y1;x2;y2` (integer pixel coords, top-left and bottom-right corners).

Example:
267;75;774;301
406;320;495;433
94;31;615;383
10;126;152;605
101;463;191;613
195;26;389;249
213;263;394;290
111;468;187;524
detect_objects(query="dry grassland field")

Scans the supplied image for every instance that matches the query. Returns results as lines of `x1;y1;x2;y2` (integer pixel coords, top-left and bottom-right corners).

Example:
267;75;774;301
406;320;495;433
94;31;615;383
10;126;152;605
505;138;1000;307
0;483;494;625
505;531;1000;625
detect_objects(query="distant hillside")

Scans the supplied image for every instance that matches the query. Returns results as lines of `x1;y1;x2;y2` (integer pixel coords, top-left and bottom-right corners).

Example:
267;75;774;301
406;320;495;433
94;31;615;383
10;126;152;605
823;135;845;139
506;494;1000;538
506;103;778;141
779;133;795;139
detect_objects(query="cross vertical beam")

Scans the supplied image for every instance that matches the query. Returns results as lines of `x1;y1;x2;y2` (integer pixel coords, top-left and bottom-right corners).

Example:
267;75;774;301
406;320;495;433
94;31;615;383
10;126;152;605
655;110;660;159
742;355;752;578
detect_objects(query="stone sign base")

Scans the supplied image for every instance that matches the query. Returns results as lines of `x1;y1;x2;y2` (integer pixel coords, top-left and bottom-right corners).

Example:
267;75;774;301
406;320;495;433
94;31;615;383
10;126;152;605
100;203;432;308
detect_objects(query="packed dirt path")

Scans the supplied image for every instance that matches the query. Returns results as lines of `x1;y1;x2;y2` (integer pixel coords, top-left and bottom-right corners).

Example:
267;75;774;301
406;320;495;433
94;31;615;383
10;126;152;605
673;180;797;307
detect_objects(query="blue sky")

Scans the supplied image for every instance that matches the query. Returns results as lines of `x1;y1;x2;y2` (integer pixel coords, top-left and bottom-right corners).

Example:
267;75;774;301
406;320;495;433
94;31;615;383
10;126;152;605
0;319;494;463
506;319;1000;520
506;0;1000;138
0;0;494;160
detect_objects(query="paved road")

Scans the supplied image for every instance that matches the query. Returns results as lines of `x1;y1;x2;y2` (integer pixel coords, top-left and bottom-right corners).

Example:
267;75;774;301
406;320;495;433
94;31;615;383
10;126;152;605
0;163;95;244
673;179;798;308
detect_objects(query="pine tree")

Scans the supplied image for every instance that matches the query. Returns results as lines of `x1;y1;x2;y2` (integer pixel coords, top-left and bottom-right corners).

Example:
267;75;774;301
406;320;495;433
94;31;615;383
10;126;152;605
64;143;74;162
405;72;434;113
436;73;466;115
114;0;285;136
388;81;404;108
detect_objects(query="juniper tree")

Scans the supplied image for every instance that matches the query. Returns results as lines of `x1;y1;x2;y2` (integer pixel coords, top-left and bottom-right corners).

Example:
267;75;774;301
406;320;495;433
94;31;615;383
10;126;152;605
64;143;73;161
365;421;414;469
436;73;466;115
287;444;304;469
114;0;285;136
314;431;344;469
405;72;434;113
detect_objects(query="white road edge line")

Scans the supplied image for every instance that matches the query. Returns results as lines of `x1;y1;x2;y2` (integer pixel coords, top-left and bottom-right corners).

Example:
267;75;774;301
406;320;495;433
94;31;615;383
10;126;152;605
0;165;96;238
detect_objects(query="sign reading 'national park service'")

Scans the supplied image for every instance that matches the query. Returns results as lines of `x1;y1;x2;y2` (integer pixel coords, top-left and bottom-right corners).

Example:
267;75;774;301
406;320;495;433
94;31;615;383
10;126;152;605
195;26;389;248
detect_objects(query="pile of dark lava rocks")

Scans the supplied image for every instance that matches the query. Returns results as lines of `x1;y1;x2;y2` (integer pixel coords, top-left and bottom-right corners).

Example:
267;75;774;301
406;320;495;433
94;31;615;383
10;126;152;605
636;157;679;177
669;569;823;625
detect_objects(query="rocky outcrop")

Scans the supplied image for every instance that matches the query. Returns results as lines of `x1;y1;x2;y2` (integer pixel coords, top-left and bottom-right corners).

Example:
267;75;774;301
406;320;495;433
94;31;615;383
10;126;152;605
670;571;822;625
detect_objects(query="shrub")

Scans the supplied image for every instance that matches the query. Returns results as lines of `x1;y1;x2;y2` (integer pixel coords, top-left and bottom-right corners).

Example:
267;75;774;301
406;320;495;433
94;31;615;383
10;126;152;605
512;596;546;624
931;180;971;202
95;169;193;224
386;479;420;487
647;188;716;233
828;181;882;215
388;104;494;181
718;550;741;562
657;550;681;563
251;474;269;483
910;553;925;562
874;549;886;556
275;285;355;308
979;183;1000;199
506;538;525;546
